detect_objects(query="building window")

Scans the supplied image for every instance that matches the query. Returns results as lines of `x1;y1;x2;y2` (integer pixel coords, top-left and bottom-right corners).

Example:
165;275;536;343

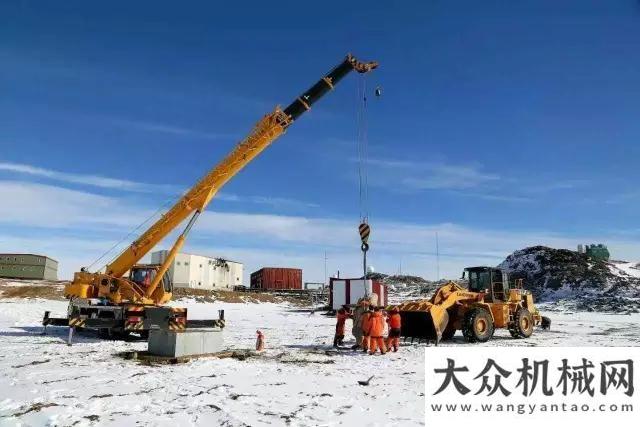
177;262;181;266
184;262;189;266
199;264;202;268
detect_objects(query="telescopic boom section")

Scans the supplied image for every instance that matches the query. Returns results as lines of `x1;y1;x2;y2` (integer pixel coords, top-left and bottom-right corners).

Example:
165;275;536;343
105;54;378;280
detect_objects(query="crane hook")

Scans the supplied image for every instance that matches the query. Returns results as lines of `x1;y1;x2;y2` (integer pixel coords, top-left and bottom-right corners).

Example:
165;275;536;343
374;86;382;97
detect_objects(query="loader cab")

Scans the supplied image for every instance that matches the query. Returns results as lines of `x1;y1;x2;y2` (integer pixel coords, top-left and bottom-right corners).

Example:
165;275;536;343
463;267;509;302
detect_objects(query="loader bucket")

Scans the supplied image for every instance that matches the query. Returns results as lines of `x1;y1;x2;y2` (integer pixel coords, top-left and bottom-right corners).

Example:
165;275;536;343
390;301;450;344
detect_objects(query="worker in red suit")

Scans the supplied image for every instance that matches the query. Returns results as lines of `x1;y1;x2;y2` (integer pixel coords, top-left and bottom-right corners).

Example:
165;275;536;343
368;307;387;355
333;305;350;348
360;306;373;353
256;330;265;352
386;307;402;352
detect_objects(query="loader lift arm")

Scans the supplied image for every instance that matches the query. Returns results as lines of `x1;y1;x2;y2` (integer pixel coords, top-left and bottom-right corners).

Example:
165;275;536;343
63;54;378;307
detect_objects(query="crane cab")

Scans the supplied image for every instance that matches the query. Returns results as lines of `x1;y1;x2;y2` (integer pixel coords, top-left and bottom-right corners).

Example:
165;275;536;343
129;264;172;293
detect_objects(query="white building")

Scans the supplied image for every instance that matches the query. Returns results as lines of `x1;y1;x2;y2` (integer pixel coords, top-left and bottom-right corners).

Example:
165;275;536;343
150;250;243;290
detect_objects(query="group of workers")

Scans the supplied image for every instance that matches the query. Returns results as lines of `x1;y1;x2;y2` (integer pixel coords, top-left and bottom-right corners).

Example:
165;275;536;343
333;299;402;355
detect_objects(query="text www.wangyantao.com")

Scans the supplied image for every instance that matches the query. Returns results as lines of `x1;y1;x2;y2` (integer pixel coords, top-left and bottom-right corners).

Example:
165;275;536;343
429;402;634;415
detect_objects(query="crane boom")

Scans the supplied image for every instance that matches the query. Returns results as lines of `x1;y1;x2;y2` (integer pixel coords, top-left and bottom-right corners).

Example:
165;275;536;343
65;53;377;306
106;108;289;278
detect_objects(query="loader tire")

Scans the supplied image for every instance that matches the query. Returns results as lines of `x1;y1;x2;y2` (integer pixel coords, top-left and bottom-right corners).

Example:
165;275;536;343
462;307;494;343
509;307;534;338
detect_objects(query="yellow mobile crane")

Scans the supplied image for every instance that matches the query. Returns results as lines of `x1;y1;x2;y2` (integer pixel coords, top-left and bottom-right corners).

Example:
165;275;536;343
43;54;378;342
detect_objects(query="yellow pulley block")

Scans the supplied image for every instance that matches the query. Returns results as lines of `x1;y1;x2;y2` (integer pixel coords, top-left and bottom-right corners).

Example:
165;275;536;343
359;222;371;252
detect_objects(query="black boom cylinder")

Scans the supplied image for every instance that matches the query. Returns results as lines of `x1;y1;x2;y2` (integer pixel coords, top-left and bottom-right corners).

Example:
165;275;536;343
283;55;377;122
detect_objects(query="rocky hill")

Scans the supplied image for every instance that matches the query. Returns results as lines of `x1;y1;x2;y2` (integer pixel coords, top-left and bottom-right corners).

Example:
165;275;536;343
499;246;640;313
366;272;443;303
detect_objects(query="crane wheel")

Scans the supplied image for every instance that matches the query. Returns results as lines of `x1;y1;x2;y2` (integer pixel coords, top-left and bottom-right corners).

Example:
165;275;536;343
462;307;494;343
509;307;534;338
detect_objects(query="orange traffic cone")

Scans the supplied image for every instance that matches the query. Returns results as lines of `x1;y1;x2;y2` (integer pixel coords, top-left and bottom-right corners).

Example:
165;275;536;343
256;330;265;352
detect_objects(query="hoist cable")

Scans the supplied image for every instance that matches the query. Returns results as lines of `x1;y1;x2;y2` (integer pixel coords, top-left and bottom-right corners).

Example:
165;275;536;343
356;77;364;221
356;74;372;295
356;74;370;224
362;78;370;223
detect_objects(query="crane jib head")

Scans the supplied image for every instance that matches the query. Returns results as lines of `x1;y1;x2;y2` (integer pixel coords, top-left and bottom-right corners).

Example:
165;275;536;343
347;53;379;73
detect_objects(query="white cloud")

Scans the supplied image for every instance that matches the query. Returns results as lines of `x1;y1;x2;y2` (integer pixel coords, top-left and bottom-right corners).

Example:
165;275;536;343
605;190;640;205
525;179;589;193
0;162;318;212
110;118;234;140
0;181;151;228
216;193;319;209
363;158;588;202
401;165;500;190
453;192;531;203
0;162;177;193
364;158;500;191
3;180;640;281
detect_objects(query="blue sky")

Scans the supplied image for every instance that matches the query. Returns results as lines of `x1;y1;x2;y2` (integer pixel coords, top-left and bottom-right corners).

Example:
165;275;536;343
2;1;640;281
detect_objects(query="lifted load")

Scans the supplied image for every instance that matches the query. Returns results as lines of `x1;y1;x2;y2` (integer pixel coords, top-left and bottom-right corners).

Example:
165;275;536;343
388;266;550;345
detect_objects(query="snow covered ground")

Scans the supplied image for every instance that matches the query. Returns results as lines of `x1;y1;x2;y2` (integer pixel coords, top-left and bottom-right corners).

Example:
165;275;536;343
1;298;639;426
611;260;640;278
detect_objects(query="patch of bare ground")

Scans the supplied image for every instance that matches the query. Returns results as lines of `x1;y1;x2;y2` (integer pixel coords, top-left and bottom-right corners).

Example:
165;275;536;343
9;402;59;417
0;278;66;300
0;279;310;306
172;288;310;306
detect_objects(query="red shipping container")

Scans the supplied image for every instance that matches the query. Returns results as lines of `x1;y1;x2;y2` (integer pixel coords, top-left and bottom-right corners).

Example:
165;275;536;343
250;267;302;290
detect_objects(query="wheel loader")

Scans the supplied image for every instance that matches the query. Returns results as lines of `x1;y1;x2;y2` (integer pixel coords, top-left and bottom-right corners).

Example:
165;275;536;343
389;266;550;344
